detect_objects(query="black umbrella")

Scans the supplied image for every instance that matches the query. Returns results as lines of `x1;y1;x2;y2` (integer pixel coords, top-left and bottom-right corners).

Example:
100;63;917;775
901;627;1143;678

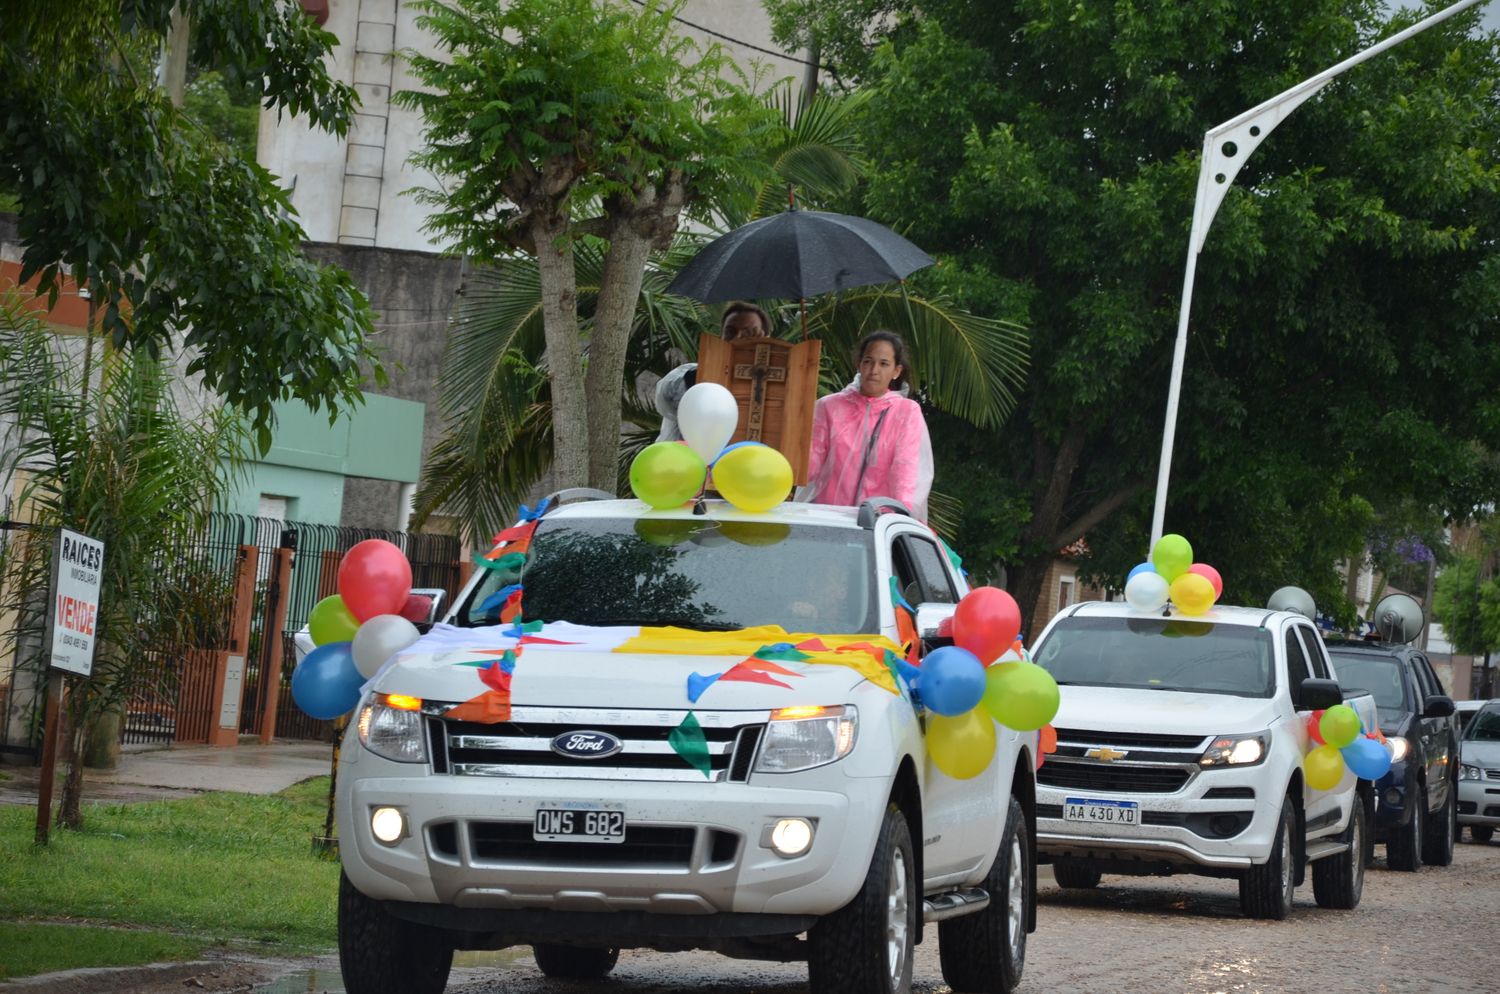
666;207;935;327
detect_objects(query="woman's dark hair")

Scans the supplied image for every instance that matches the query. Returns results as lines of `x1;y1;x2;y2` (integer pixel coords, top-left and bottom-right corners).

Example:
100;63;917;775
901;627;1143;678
857;330;910;390
720;301;772;339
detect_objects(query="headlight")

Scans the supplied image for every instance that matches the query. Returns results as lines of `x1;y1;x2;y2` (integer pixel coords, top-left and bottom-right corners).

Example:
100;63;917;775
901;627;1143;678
357;693;428;763
1462;763;1483;781
1386;736;1410;762
755;705;858;773
1200;733;1268;767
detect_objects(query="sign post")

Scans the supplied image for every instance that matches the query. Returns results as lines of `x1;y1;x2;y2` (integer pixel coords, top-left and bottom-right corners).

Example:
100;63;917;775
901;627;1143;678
34;527;104;845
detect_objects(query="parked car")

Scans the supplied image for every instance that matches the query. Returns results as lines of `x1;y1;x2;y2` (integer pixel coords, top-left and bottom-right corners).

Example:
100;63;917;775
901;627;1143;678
1459;700;1500;844
1325;638;1458;870
1456;699;1488;737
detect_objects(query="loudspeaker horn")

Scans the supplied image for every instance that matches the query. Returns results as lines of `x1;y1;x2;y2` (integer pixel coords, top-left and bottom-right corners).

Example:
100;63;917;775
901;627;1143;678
1372;592;1425;645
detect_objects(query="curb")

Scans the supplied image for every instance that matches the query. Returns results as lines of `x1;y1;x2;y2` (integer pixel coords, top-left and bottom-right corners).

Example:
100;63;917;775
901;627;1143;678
3;956;320;994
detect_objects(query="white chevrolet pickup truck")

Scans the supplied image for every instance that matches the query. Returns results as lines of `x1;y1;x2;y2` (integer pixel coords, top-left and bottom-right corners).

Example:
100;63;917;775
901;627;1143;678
335;494;1038;994
1027;601;1376;919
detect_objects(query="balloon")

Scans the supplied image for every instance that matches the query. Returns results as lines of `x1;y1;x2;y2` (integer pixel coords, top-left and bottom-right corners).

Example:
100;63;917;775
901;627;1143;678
981;660;1060;732
1304;744;1346;791
1187;562;1223;598
1169;572;1216;616
1124;571;1170;611
1151;534;1193;583
308;594;359;647
338;540;413;623
952;587;1022;665
1341;735;1393;781
291;641;363;719
678;383;739;463
630;442;707;509
351;614;422;679
1306;709;1326;745
399;593;435;624
1319;704;1361;749
926;709;997;780
710;440;764;467
919;646;987;716
1126;561;1156;582
713;443;793;513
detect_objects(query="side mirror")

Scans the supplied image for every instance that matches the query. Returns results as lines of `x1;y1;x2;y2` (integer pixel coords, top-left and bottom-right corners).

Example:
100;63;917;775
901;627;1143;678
1300;677;1344;712
1423;694;1456;719
914;602;957;652
412;590;448;634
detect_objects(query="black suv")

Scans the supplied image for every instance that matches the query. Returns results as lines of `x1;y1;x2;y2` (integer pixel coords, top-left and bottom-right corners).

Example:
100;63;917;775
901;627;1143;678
1325;638;1458;871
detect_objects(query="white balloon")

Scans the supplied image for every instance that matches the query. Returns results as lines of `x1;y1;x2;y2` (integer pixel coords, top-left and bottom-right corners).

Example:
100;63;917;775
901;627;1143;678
351;614;422;679
678;382;739;462
1124;571;1170;612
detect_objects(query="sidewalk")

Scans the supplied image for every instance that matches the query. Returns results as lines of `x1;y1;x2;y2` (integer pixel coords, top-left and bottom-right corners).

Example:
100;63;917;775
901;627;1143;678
0;738;334;806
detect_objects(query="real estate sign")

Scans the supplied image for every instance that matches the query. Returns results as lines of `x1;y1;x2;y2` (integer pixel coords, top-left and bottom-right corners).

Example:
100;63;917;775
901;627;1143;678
47;528;104;677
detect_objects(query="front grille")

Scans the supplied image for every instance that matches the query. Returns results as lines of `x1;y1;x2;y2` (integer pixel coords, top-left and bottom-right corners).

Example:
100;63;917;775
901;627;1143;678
470;821;697;867
1203;786;1255;800
1052;727;1208;750
1486;769;1500;781
1039;761;1192;793
427;705;767;783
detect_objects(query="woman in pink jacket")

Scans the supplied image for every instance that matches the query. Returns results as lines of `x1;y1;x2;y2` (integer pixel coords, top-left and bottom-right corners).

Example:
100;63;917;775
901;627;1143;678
802;331;933;521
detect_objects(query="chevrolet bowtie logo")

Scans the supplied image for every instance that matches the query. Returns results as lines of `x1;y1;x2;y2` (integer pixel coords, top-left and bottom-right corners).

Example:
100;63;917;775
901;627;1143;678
1085;747;1129;762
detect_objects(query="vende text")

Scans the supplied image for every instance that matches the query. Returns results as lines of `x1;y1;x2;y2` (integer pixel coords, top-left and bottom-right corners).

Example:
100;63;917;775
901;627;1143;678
57;595;96;635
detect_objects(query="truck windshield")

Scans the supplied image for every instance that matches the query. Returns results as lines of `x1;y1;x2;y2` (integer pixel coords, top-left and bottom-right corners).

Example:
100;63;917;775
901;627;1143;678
1326;651;1408;712
1464;707;1500;741
460;516;879;634
1033;616;1276;698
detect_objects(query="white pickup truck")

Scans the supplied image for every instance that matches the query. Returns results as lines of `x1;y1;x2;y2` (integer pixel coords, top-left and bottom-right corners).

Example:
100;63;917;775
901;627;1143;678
334;494;1039;994
1027;601;1376;919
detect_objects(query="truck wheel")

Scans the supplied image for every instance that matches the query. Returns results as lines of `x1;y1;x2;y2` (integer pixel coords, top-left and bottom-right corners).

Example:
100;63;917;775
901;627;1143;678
531;944;619;979
1473;826;1494;844
1051;858;1101;890
807;804;916;994
1238;803;1295;920
1388;784;1424;871
1421;781;1456;867
937;795;1029;994
1312;791;1364;909
338;872;452;994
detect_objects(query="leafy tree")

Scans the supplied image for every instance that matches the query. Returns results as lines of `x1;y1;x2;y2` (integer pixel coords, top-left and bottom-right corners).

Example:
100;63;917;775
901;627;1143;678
1;1;383;448
399;0;785;492
770;0;1500;633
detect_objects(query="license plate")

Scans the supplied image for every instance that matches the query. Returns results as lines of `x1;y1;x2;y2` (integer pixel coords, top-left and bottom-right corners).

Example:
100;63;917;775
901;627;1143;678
1063;797;1140;825
533;804;626;843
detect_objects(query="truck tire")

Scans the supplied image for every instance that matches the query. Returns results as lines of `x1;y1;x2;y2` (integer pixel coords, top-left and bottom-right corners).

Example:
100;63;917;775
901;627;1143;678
531;944;618;979
1422;779;1456;867
1312;791;1365;909
937;795;1029;994
338;872;452;994
807;804;916;994
1051;858;1101;890
1238;803;1295;920
1388;784;1424;871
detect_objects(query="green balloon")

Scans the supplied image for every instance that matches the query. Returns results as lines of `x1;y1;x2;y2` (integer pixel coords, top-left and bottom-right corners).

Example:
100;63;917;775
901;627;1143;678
309;594;359;647
1319;704;1361;749
630;442;707;509
981;660;1060;732
1151;533;1194;583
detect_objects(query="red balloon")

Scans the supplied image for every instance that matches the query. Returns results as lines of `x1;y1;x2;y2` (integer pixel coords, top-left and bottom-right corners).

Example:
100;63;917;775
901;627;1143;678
952;586;1022;665
338;540;412;622
937;615;955;637
1307;710;1325;746
399;593;434;623
1187;562;1223;598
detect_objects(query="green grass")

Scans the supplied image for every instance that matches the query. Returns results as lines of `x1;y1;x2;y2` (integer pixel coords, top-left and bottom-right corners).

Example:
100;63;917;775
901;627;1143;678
0;922;211;980
0;777;341;965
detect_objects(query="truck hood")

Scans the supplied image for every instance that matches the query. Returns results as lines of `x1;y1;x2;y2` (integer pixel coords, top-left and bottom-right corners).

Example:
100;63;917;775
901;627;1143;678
1054;685;1280;737
1461;740;1500;768
371;647;875;711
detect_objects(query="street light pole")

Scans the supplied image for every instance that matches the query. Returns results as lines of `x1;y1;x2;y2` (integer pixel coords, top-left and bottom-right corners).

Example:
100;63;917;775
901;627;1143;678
1149;0;1491;548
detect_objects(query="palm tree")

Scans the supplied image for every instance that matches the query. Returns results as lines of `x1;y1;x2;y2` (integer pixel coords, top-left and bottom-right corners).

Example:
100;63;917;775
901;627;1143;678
410;89;1029;543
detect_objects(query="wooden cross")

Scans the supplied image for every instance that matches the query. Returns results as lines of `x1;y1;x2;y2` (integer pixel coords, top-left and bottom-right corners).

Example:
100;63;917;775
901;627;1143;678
733;343;787;440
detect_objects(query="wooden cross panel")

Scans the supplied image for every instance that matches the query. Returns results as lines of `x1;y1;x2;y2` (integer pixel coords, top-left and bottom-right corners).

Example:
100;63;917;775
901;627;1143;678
696;334;821;485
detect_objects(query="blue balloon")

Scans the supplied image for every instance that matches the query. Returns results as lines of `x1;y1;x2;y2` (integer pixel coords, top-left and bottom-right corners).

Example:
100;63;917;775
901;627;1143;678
1340;736;1393;781
709;440;764;467
1127;561;1156;582
919;646;987;717
292;641;364;720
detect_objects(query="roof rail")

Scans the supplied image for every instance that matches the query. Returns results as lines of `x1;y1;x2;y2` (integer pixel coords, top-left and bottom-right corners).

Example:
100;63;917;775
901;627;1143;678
857;497;912;529
539;488;616;516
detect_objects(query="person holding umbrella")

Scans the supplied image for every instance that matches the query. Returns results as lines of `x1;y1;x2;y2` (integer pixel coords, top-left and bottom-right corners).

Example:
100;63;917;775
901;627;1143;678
801;331;933;521
654;302;771;442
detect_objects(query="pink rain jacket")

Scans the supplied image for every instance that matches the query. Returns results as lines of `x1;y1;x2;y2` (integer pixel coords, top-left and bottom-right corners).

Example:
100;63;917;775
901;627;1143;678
803;384;933;521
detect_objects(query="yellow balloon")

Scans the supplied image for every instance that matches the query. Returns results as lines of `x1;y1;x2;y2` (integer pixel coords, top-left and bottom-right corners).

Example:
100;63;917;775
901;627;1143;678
1304;744;1346;791
981;661;1060;732
713;444;793;513
925;709;997;780
630;442;706;509
1169;572;1216;616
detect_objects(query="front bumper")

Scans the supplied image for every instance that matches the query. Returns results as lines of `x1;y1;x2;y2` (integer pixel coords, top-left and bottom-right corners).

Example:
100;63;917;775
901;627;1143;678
1370;760;1414;838
1458;775;1500;828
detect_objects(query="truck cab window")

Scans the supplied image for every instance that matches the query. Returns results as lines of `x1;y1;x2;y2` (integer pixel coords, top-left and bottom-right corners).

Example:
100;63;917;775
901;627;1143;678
1285;628;1313;709
895;535;957;605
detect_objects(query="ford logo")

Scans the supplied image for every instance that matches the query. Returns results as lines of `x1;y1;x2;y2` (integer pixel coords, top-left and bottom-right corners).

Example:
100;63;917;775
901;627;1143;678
550;730;623;760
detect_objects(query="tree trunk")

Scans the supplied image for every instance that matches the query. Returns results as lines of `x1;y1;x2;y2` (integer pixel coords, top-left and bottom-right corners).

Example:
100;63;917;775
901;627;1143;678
84;707;122;769
532;216;589;490
58;720;86;829
586;225;653;491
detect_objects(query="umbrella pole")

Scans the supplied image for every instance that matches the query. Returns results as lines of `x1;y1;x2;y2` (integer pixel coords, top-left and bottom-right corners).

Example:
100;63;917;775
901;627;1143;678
799;297;808;339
